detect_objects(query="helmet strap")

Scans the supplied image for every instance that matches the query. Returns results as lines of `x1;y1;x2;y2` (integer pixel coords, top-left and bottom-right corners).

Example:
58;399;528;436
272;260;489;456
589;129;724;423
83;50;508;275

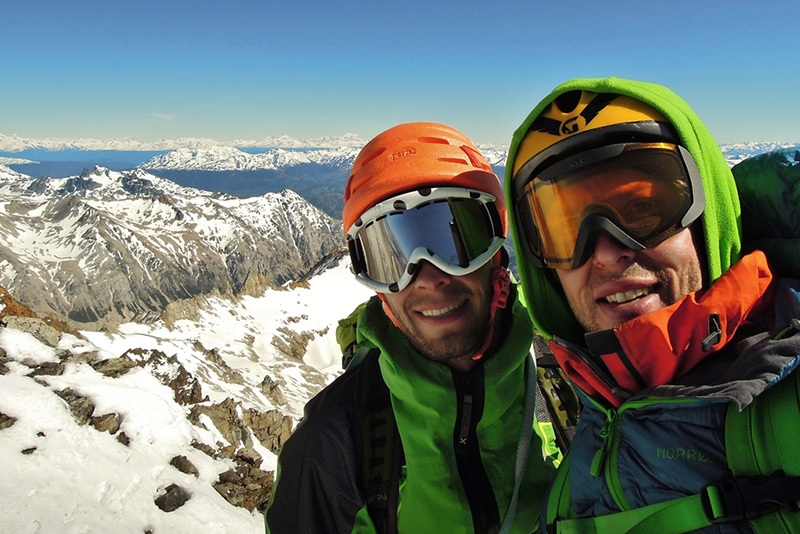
378;293;401;329
472;252;510;361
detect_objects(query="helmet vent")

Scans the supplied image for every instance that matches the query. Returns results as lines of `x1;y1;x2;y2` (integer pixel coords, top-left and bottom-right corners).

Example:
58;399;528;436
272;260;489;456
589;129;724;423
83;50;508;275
418;136;449;145
439;157;468;166
361;147;386;166
554;90;582;113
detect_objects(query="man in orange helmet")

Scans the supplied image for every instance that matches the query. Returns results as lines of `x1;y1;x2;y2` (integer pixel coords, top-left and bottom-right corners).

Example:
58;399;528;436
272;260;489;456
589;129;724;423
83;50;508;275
265;122;559;533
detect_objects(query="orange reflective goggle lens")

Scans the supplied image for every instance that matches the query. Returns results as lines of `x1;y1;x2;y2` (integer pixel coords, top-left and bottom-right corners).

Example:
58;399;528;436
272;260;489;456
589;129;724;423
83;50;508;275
514;142;705;269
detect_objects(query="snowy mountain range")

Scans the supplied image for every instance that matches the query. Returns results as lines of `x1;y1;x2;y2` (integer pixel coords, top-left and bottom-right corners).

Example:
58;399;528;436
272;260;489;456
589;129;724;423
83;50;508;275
3;137;795;218
0;132;368;152
141;145;362;171
2;131;796;166
0;164;343;329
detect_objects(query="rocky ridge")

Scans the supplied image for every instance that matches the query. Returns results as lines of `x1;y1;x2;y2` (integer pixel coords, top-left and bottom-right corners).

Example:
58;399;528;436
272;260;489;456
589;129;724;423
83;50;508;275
0;284;299;516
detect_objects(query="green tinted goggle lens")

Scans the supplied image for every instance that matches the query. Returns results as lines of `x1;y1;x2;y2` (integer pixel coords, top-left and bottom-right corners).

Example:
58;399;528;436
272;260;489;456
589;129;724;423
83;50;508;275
347;189;504;292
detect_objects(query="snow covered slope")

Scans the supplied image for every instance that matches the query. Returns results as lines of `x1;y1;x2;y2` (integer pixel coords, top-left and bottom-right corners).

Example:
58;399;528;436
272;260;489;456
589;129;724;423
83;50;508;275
0;257;373;533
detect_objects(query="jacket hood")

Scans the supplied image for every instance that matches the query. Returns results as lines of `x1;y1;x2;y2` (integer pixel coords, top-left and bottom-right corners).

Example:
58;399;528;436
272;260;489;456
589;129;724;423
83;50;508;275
504;77;742;346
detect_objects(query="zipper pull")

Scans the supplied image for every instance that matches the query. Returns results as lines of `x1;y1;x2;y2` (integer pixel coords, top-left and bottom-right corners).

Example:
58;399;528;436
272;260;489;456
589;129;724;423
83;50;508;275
701;313;722;351
774;318;800;340
457;393;473;453
590;413;615;477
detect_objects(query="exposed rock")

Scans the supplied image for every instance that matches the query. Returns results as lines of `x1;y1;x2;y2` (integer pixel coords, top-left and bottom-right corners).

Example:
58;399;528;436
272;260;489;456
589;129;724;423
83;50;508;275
92;356;139;378
116;432;131;446
93;348;206;405
154;362;205;406
0;411;17;430
154;483;190;512
21;447;36;455
90;413;121;434
271;327;325;361
189;398;248;448
0;285;37;320
243;408;293;454
27;361;64;377
190;439;215;457
160;291;215;327
170;455;199;478
258;375;288;406
191;343;245;385
135;348;206;405
54;388;95;425
0;286;78;337
212;448;274;512
4;316;61;347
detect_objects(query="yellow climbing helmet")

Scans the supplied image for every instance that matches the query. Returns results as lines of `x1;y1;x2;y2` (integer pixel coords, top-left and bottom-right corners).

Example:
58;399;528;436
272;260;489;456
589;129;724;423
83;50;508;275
511;90;705;269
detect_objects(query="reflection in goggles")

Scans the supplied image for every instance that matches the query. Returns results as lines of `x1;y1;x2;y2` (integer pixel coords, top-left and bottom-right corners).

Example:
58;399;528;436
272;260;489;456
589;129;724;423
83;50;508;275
347;188;504;292
515;143;704;269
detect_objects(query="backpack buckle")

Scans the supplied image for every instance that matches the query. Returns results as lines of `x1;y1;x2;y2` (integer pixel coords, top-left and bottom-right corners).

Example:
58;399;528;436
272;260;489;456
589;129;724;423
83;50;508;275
701;471;800;524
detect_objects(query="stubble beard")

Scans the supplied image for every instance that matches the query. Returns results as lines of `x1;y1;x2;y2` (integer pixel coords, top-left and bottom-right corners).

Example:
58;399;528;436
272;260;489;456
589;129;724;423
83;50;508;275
391;298;492;365
571;261;703;333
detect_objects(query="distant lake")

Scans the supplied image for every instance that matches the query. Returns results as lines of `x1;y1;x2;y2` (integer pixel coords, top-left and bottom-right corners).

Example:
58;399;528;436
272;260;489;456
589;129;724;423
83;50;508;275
0;149;168;177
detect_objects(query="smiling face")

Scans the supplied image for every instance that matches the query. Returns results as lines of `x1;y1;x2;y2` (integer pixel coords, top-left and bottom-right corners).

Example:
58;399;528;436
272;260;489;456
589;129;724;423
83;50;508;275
382;260;494;370
554;227;704;332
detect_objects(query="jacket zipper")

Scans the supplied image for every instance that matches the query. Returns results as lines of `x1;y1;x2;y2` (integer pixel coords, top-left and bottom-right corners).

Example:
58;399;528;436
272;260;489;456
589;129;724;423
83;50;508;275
452;369;500;532
589;408;631;511
586;397;695;512
457;393;473;453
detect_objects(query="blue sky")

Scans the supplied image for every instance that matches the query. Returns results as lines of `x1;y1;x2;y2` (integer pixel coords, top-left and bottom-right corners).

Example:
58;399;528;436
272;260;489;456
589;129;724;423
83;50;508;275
2;0;798;145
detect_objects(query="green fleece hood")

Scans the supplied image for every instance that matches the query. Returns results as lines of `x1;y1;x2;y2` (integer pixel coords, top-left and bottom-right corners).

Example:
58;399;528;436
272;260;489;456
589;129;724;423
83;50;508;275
504;77;742;346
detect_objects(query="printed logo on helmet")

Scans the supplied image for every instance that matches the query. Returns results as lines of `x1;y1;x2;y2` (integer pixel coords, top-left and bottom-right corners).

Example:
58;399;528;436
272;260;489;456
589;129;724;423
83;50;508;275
389;147;416;161
529;92;620;140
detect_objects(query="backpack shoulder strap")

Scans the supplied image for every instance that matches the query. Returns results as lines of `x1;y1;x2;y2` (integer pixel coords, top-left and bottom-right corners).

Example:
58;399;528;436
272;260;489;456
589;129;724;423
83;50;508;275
353;348;403;534
533;335;580;452
724;365;800;533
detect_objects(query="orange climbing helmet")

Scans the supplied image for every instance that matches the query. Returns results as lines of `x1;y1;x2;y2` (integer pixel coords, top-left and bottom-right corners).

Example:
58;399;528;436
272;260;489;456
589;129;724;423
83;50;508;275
343;122;507;294
343;122;506;234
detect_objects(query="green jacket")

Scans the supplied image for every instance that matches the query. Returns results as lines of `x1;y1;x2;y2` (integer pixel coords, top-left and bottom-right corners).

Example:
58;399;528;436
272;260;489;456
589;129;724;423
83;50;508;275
265;286;556;533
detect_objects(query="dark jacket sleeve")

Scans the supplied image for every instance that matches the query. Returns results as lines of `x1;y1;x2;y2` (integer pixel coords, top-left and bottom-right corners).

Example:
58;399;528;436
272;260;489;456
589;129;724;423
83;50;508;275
265;369;365;533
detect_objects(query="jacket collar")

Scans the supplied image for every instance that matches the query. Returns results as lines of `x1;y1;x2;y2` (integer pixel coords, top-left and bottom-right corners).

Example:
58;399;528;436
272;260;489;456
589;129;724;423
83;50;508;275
550;251;775;408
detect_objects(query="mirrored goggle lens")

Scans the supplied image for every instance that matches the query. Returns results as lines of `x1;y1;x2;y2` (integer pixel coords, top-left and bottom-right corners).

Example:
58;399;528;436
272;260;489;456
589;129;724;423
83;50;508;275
351;197;501;288
517;143;698;268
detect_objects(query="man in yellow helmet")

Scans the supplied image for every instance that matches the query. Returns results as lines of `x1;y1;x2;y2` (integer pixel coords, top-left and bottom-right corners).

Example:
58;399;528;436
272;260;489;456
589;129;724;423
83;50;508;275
505;77;800;533
266;122;559;533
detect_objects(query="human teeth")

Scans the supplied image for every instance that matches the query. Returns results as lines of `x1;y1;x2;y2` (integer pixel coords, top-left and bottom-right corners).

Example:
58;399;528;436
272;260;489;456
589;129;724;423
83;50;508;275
605;288;651;304
422;303;461;317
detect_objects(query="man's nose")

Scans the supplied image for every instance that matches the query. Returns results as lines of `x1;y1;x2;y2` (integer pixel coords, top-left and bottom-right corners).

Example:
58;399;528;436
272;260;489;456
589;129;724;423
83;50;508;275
590;232;636;269
412;260;451;289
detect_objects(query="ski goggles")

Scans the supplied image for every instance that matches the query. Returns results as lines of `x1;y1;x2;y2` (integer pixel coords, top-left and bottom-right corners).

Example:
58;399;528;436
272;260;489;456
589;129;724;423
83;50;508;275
513;142;705;269
346;187;505;293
